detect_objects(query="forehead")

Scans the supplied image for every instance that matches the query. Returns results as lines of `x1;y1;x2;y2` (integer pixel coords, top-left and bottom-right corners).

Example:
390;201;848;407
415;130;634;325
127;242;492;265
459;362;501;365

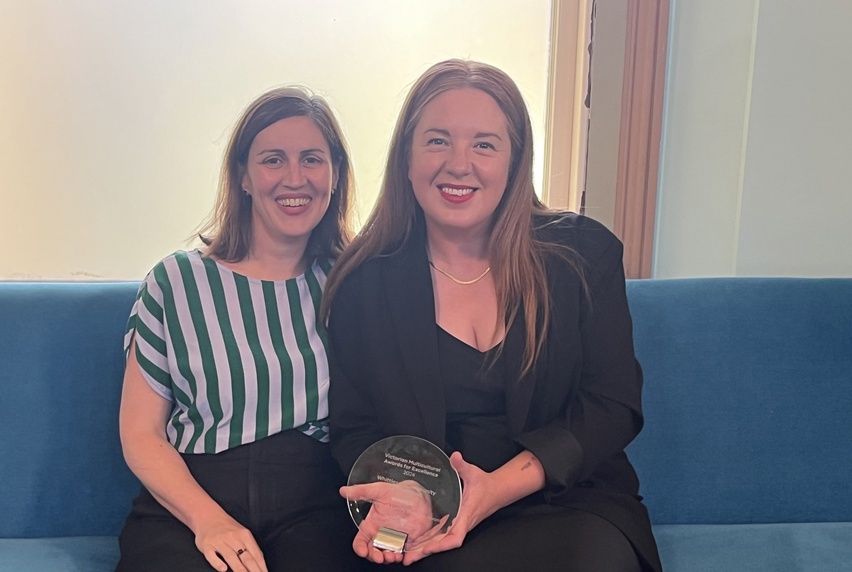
251;115;329;150
416;88;508;133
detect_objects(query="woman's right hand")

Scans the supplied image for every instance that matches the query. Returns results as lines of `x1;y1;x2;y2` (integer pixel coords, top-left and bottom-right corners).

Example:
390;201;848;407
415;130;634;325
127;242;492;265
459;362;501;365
340;480;448;564
194;514;268;572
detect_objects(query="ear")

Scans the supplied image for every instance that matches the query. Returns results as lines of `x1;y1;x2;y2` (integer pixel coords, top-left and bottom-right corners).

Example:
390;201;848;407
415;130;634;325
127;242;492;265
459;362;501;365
240;165;250;194
332;162;340;193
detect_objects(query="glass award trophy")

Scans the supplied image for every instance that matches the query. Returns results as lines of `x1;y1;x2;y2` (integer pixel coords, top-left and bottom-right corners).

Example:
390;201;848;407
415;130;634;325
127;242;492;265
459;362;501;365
346;435;462;553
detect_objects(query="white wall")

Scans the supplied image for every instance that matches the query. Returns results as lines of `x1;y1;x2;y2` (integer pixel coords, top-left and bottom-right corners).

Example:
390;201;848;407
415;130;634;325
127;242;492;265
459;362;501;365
0;0;552;280
655;0;852;278
734;0;852;276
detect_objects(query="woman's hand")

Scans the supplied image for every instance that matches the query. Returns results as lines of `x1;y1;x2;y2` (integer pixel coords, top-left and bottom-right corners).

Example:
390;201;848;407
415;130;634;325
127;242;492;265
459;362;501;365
402;450;546;566
401;452;498;565
194;514;268;572
341;480;445;565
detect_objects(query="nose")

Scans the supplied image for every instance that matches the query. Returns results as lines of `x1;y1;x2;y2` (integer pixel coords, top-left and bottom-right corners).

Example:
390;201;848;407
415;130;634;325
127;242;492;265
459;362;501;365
445;145;471;176
283;161;306;188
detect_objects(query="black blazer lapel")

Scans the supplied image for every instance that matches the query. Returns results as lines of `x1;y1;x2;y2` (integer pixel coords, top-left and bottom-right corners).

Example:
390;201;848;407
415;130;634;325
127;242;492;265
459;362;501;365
381;238;447;447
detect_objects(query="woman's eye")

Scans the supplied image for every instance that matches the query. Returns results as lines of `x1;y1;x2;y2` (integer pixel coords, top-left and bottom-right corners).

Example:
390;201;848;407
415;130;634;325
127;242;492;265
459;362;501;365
303;155;323;166
474;142;496;150
427;138;447;146
262;156;283;165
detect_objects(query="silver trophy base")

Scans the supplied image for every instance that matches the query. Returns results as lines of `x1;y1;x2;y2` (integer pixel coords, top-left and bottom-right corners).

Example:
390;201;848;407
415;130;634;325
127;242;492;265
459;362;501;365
372;526;408;553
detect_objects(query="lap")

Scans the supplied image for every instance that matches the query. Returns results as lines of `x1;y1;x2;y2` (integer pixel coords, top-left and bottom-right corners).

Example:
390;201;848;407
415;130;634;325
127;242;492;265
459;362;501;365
374;505;641;572
118;430;354;571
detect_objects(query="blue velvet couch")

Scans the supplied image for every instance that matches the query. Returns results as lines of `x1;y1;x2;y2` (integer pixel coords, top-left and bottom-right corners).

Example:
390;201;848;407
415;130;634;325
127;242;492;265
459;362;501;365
1;278;850;571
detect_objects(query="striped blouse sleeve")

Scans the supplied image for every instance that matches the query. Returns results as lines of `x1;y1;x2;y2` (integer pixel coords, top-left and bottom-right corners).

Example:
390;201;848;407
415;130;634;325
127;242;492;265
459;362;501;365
124;268;173;400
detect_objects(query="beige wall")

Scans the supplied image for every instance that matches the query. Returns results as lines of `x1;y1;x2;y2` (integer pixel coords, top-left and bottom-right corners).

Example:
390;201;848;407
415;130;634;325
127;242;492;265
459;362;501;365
0;0;552;280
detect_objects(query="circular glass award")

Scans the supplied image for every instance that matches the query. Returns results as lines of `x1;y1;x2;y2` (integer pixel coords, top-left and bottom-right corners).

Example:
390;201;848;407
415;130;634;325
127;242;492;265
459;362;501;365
346;435;462;553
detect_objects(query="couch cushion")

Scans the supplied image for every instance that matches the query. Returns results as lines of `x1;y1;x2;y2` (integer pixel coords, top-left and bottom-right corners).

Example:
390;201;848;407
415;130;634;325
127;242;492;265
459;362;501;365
626;278;852;525
0;537;119;572
0;283;141;537
654;522;852;572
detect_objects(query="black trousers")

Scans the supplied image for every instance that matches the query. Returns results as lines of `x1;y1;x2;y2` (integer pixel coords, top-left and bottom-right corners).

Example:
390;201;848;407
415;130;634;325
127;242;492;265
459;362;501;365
117;430;367;572
374;503;643;572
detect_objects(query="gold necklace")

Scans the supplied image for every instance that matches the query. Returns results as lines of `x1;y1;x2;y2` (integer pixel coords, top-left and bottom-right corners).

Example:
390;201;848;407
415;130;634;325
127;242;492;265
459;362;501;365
428;260;491;285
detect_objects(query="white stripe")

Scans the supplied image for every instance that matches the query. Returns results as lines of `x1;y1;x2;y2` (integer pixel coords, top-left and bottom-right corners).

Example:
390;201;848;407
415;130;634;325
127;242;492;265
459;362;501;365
301;266;330;419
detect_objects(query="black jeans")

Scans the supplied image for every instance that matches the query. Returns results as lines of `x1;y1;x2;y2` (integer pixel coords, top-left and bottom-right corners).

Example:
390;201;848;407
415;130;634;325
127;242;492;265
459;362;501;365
117;430;366;571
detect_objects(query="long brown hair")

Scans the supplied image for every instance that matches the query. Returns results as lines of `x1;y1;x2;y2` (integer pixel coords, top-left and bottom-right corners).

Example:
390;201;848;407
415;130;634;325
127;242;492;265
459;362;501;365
323;59;581;375
198;86;354;262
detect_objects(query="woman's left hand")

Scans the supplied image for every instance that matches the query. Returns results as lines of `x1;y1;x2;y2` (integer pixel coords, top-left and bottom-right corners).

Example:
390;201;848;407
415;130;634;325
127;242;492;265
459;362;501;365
401;452;497;566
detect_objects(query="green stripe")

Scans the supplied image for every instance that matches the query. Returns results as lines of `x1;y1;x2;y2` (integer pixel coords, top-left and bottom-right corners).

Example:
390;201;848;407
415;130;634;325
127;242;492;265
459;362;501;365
234;275;270;439
135;317;168;357
264;281;294;429
135;347;171;388
152;261;205;451
141;286;164;324
169;381;194;448
175;252;223;453
287;280;319;421
203;256;245;449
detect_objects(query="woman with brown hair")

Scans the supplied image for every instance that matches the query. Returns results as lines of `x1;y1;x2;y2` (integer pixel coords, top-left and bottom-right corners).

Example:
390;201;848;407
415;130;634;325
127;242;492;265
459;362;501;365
324;60;662;571
117;86;364;571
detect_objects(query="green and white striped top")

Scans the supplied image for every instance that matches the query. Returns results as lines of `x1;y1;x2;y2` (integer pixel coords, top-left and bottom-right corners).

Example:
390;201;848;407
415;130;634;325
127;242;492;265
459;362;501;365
125;250;333;454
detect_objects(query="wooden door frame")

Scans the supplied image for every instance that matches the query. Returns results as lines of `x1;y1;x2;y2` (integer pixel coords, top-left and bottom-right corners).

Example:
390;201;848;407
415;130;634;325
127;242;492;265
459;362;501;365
612;0;670;278
545;0;670;278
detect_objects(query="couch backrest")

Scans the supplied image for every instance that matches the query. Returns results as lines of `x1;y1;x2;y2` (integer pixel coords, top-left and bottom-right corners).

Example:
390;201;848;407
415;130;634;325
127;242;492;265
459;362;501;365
3;278;851;536
626;278;852;525
0;282;141;537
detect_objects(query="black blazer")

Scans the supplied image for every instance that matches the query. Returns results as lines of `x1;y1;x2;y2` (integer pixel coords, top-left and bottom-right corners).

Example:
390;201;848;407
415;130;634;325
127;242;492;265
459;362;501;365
328;213;659;569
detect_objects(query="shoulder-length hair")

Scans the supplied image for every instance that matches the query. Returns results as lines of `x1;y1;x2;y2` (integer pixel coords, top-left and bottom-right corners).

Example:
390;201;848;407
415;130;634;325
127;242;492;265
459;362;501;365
324;59;579;375
198;86;354;262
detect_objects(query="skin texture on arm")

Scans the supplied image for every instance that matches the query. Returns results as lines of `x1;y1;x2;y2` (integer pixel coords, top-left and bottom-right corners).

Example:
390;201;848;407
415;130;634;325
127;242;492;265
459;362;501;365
119;342;268;572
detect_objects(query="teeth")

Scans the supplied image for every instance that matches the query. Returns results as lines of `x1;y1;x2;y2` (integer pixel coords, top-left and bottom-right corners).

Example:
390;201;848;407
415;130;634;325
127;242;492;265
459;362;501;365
440;187;475;196
276;197;311;207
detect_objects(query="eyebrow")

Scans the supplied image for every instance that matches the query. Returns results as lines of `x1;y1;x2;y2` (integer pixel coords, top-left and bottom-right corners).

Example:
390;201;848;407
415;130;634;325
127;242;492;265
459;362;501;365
256;148;329;155
423;128;504;142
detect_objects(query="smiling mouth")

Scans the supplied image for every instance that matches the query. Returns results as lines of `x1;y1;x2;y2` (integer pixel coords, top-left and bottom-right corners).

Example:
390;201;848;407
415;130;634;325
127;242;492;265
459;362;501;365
275;197;311;207
438;185;476;196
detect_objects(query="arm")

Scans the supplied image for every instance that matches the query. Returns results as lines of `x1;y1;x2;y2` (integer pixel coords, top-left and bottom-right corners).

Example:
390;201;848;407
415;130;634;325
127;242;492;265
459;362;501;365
400;449;544;565
119;342;267;572
517;224;644;496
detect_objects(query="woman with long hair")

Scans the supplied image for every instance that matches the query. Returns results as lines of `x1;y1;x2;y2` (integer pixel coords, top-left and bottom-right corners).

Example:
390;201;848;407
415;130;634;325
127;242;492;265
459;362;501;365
324;60;661;571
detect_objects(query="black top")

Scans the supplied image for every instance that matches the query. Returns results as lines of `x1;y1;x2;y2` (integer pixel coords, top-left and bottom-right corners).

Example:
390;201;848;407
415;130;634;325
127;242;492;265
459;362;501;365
437;326;517;473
